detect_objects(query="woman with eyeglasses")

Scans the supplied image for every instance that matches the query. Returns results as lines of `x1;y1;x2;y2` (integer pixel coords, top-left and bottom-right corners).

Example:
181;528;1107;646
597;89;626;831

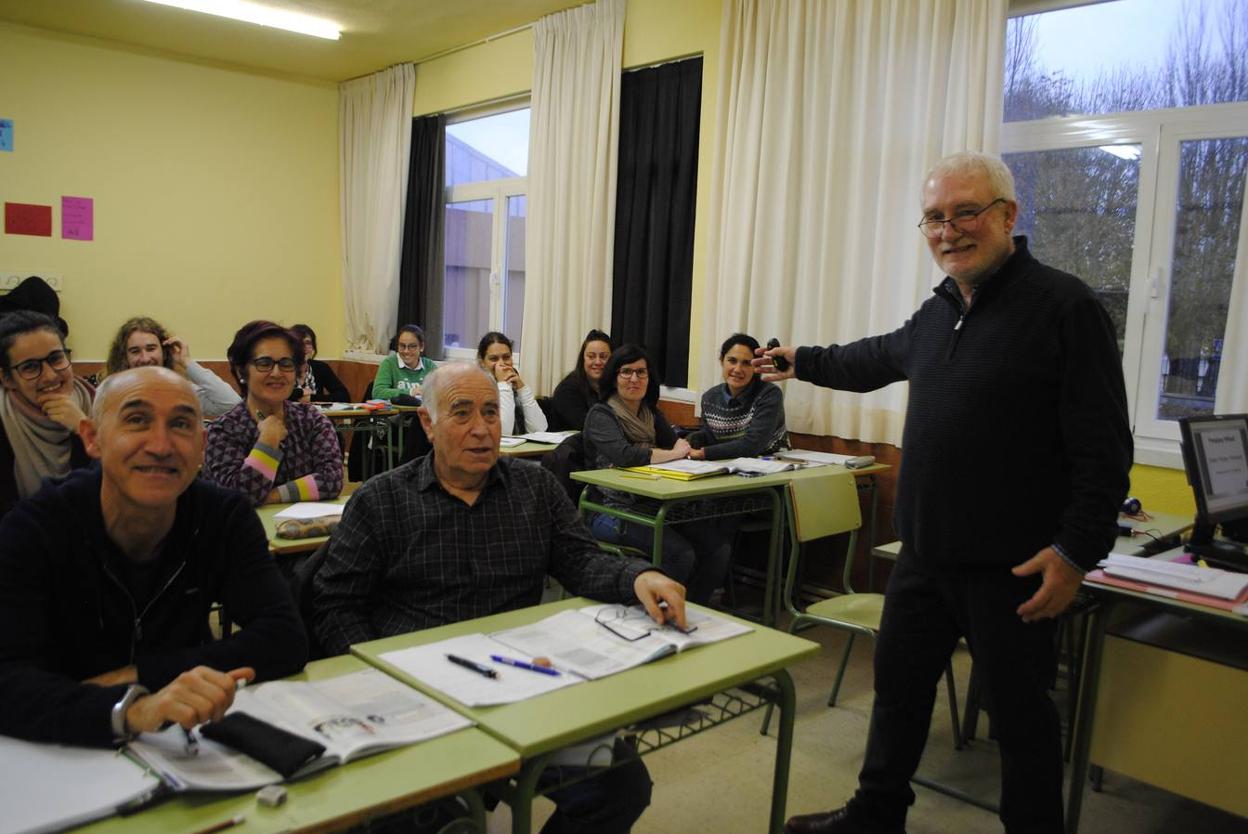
204;320;342;506
549;329;612;431
288;323;350;404
687;333;788;461
582;344;732;604
0;311;93;518
373;324;436;405
477;331;548;435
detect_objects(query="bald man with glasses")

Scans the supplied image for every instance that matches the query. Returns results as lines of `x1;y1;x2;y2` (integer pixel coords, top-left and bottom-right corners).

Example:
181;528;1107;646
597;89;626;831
761;152;1132;834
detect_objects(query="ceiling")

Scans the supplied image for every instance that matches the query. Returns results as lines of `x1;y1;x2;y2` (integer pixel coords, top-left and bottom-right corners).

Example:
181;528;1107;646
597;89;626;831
0;0;582;82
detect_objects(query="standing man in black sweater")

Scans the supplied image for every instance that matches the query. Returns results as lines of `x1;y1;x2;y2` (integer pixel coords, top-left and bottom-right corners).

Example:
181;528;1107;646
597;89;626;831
763;152;1132;834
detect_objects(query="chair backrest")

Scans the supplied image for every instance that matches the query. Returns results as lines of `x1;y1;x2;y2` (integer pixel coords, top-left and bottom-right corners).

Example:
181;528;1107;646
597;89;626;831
541;432;587;505
782;472;865;608
286;540;331;661
787;472;862;543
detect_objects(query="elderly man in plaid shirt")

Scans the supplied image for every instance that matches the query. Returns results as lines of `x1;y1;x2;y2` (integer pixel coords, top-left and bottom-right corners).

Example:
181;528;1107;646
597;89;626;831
314;361;687;834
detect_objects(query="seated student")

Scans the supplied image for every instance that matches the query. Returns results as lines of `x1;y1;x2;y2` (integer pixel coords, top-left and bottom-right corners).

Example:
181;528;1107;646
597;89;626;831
477;331;548;435
582;344;734;604
314;362;684;834
104;316;241;419
373;324;436;404
687;333;788;460
289;323;350;404
0;311;93;519
550;329;612;430
0;366;307;746
204;320;342;506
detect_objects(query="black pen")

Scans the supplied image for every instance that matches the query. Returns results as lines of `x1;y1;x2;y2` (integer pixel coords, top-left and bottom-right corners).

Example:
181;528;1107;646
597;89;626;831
446;653;497;679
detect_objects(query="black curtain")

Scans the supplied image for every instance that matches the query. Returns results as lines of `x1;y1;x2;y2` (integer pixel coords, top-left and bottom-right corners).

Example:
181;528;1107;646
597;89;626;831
611;58;702;387
398;114;447;358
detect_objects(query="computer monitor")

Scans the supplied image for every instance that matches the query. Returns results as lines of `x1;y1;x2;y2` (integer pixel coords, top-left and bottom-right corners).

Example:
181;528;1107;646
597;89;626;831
1178;413;1248;545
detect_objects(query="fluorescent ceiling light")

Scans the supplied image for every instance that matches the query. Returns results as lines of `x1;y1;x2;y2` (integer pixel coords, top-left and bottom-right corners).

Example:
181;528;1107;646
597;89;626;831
141;0;341;40
1098;144;1142;161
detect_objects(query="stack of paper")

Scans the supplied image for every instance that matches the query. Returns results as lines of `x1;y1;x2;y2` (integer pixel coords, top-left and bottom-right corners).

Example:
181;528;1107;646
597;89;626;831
775;449;853;467
274;502;346;521
1099;554;1248;601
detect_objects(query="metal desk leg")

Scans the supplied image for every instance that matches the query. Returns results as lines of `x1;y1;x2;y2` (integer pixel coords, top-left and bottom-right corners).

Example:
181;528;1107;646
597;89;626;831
865;475;880;592
459;788;487;832
498;752;554;834
763;489;783;628
1066;600;1108;834
651;504;669;568
770;669;797;834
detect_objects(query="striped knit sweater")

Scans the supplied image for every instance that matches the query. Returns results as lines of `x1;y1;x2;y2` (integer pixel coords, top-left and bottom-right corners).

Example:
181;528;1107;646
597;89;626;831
691;379;787;460
204;400;343;506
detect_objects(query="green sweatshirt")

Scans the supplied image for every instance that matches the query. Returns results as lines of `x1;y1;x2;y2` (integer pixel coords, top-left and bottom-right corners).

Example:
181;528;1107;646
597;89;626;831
372;354;436;401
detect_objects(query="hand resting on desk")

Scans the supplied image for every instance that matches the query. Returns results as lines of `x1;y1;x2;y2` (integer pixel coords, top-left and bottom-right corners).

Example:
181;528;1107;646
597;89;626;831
634;572;688;631
126;666;255;733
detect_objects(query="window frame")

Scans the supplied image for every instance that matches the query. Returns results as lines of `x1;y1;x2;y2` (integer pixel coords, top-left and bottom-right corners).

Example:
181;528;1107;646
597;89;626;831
442;102;530;362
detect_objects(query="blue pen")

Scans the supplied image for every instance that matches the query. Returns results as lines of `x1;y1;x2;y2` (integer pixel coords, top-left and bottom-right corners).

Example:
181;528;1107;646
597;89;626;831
490;654;562;676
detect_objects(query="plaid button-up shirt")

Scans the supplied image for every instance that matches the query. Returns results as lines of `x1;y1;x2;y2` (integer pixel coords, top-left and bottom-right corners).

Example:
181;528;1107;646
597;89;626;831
313;453;651;656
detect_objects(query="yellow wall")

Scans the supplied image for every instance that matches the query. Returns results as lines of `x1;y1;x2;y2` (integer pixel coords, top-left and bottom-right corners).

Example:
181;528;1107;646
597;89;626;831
411;0;723;387
0;23;342;360
1129;463;1195;517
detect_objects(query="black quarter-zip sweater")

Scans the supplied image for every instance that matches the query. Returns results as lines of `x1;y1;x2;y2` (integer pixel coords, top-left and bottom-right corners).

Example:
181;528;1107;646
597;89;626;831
796;237;1132;574
0;466;307;746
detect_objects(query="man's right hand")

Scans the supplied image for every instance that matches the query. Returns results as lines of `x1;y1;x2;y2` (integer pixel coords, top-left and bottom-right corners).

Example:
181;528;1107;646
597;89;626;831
753;345;797;382
125;666;254;733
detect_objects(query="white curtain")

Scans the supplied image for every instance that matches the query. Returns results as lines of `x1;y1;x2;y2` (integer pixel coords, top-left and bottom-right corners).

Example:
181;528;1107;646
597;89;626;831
522;0;625;394
1214;181;1248;413
340;63;416;353
702;0;1007;444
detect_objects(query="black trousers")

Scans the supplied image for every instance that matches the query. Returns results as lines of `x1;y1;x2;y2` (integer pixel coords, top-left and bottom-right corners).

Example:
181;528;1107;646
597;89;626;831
847;559;1063;834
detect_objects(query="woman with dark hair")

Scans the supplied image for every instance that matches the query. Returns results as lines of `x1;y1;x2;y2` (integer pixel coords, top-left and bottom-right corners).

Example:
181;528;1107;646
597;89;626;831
549;329;612;430
289;323;350;404
688;333;788;460
582;344;732;604
104;315;241;418
477;331;547;435
204;320;342;506
373;324;435;404
0;311;93;518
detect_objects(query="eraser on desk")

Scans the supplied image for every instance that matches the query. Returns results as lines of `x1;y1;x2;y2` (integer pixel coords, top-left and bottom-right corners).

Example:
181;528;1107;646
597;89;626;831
257;785;287;807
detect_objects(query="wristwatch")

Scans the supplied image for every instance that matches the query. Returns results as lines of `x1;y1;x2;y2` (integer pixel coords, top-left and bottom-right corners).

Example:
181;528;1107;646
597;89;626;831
110;684;149;741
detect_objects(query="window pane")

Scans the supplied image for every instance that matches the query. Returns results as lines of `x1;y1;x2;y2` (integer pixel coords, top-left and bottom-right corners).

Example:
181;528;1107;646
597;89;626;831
1004;146;1142;350
445;109;530;186
1005;0;1248;122
443;198;494;350
503;196;527;353
1157;136;1247;420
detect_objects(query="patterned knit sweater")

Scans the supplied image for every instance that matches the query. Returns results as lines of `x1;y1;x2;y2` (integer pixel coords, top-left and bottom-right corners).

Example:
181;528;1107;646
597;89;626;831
204;400;343;506
690;379;787;460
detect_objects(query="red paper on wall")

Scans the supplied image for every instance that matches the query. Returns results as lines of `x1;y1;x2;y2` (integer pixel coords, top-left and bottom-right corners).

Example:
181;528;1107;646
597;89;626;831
5;203;52;237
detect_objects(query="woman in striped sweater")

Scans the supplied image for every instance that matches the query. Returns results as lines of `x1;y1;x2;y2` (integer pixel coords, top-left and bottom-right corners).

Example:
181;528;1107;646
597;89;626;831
688;333;787;461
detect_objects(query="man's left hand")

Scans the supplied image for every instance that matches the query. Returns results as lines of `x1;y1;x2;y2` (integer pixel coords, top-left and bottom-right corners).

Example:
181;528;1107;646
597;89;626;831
1013;546;1082;622
634;571;688;631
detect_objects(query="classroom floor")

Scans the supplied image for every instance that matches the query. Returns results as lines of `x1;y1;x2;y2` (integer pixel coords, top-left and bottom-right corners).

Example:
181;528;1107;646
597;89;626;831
484;605;1246;834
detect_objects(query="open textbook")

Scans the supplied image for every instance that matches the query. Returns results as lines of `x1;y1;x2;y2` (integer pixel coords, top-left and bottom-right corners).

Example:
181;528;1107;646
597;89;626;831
128;668;472;792
378;605;752;707
625;457;797;480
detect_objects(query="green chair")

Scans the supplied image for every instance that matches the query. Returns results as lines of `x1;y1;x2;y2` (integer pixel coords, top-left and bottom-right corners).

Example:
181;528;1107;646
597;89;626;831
762;473;962;747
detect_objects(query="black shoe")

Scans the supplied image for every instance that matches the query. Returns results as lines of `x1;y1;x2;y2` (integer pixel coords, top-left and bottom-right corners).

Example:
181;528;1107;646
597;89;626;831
784;806;904;834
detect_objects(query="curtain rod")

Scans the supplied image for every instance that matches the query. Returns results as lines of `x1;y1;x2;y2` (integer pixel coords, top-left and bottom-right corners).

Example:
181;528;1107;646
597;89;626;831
414;20;534;65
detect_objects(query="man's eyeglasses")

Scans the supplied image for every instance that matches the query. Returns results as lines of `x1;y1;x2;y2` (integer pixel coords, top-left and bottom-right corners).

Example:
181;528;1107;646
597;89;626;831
249;356;297;373
618;368;649;380
917;198;1006;239
6;349;72;380
594;606;696;641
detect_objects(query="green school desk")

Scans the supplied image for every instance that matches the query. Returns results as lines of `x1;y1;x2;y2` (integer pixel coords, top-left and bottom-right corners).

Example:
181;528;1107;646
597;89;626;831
75;654;519;834
573;463;889;625
256;495;350;557
351;597;820;834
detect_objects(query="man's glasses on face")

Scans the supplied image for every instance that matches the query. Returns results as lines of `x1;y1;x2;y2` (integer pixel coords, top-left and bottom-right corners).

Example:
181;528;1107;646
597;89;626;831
917;197;1006;240
618;368;649;380
7;349;72;380
249;356;297;373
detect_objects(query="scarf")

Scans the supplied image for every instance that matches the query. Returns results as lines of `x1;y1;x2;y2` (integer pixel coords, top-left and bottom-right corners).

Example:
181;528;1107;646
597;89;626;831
607;394;656;448
0;377;93;499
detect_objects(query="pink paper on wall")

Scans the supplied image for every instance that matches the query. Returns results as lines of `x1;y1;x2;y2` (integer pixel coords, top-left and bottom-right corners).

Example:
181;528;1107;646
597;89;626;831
62;196;94;241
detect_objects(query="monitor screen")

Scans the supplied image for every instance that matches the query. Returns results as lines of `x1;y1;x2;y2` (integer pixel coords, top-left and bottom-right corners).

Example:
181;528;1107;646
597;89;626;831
1179;414;1248;525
